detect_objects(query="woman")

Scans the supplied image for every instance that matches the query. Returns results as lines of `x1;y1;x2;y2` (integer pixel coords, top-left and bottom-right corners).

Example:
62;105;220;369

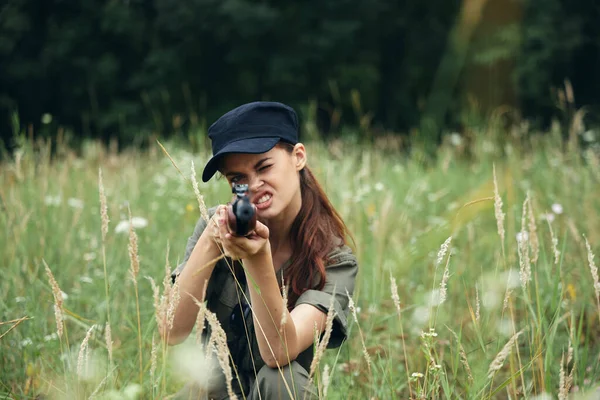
165;101;358;399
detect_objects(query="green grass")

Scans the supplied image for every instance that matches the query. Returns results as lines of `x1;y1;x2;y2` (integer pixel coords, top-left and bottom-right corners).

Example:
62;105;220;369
1;127;600;399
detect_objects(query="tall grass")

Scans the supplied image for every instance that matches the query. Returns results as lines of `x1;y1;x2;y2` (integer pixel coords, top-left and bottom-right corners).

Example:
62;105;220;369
1;123;600;399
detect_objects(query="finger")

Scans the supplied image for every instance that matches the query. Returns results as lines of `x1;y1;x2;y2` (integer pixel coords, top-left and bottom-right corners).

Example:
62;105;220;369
217;206;230;238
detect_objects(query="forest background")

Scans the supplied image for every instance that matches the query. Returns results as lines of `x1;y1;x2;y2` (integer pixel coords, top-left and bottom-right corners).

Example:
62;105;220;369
1;0;600;149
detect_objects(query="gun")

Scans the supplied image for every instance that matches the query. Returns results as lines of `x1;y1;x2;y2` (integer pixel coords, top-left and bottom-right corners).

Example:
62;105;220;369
227;183;257;236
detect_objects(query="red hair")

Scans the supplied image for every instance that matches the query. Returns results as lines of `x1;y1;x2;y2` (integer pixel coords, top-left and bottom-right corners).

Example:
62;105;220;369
282;145;354;307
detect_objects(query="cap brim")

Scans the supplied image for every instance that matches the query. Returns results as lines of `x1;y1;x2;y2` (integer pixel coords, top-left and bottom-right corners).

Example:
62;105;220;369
202;137;281;182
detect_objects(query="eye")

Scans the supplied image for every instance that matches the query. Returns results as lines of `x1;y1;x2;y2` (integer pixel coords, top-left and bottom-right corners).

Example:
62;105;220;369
258;164;272;172
230;175;243;183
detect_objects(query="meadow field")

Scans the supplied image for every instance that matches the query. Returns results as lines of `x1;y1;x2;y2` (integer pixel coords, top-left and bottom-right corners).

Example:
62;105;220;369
1;126;600;399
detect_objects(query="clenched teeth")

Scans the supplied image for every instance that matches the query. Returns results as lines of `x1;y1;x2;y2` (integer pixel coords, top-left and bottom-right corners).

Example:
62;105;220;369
257;194;272;204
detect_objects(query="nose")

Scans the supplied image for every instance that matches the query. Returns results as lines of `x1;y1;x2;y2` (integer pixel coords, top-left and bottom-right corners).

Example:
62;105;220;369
249;173;263;193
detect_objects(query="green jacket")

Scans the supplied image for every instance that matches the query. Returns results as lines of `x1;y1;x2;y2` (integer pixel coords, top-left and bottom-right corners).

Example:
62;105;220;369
172;208;358;390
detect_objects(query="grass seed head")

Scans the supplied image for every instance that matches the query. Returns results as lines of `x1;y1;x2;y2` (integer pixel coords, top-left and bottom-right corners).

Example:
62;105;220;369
584;236;600;301
435;236;452;268
99;168;109;242
390;274;401;315
201;303;237;399
167;279;181;330
548;220;561;265
526;193;539;264
77;324;96;379
323;364;331;398
127;206;140;282
493;164;505;244
44;260;64;337
439;253;452;304
280;280;288;327
475;285;481;321
150;334;158;386
448;327;473;383
191;160;210;224
518;197;532;290
310;293;336;378
105;323;113;364
487;329;523;379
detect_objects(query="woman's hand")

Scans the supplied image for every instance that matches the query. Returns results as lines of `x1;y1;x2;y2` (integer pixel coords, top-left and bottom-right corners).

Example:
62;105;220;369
198;206;226;251
217;205;270;260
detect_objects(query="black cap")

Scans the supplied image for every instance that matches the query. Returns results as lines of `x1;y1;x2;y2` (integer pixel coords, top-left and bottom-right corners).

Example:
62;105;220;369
202;101;299;182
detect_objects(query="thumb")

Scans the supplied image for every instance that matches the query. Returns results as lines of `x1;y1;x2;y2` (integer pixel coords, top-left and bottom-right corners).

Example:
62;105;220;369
254;221;269;239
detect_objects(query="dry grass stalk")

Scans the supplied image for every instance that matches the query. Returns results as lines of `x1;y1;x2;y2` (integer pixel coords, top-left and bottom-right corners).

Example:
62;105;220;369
309;294;336;378
191;160;210;224
88;374;110;399
390;276;401;315
150;334;158;386
127;205;144;385
558;342;575;400
167;279;181;330
156;140;189;182
163;242;172;289
43;260;64;338
280;281;288;327
584;236;600;303
0;317;30;340
152;245;174;332
77;324;96;378
127;206;140;282
566;342;575;394
487;330;523;379
98;168;109;242
526;193;539;264
548;220;561;265
439;253;452;304
146;276;161;327
346;289;372;371
447;327;473;384
518;198;531;290
105;323;113;364
502;287;512;315
193;298;237;400
196;290;208;344
493;164;505;245
435;236;452;268
390;273;412;394
567;218;582;246
475;285;481;321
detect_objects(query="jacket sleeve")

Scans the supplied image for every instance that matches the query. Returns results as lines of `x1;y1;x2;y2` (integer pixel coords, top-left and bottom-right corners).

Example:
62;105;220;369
293;245;359;348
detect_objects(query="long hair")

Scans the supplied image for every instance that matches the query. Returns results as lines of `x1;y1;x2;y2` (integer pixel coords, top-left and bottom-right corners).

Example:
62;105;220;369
282;144;353;307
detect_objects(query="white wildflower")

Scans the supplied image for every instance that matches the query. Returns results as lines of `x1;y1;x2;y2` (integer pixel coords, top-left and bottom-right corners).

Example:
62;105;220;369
44;195;62;206
67;198;84;209
449;133;463;146
516;231;529;243
551;203;563;215
114;217;148;234
83;252;97;261
541;213;555;223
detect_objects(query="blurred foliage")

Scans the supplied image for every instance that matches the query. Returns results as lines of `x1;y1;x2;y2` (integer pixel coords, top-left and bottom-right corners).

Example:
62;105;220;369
0;0;599;150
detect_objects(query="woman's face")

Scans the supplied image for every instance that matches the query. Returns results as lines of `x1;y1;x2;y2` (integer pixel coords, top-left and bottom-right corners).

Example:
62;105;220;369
219;143;307;220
